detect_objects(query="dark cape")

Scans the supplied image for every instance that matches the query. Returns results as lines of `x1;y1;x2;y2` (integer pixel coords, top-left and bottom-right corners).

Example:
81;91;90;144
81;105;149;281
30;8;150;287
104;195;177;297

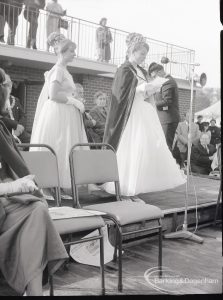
103;60;147;151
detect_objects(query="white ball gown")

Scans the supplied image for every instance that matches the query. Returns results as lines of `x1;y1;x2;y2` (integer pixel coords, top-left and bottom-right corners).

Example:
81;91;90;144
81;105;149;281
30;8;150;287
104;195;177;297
103;67;186;196
30;64;88;189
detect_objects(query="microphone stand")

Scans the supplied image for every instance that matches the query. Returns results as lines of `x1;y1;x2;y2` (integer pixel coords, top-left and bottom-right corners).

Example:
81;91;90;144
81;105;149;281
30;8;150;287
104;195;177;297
164;61;204;243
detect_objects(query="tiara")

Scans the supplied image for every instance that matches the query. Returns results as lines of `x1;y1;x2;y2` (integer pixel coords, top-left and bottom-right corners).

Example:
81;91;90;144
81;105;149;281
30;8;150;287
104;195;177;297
47;32;66;48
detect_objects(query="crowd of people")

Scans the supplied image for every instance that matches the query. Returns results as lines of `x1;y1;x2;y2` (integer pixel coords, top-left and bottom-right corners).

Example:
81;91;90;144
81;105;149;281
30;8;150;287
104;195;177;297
0;26;221;294
0;1;114;62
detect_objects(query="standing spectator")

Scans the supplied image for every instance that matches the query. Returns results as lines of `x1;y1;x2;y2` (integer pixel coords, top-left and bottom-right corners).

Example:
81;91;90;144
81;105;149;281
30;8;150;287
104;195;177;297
45;0;66;51
0;0;23;45
190;133;216;175
95;18;113;63
208;119;221;147
196;115;204;131
148;62;180;152
24;0;45;49
173;111;201;168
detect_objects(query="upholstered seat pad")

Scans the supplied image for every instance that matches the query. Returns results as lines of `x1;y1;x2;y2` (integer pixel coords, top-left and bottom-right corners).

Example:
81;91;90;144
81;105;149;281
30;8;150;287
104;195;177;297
84;202;164;226
53;216;105;235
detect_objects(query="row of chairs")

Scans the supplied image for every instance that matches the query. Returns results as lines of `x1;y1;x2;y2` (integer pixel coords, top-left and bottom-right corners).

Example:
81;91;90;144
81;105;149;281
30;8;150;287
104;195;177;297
17;143;164;296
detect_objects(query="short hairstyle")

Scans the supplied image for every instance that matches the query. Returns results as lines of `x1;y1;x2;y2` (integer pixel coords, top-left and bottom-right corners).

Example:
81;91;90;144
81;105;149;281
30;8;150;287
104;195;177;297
210;119;216;123
197;115;203;119
93;91;106;102
99;18;107;25
148;63;164;75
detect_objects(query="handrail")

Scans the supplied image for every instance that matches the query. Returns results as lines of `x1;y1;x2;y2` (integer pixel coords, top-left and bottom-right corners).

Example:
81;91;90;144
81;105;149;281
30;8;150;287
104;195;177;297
0;1;195;79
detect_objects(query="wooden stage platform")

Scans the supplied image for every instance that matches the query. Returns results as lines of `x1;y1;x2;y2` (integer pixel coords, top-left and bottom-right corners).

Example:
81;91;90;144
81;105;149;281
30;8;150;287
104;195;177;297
0;175;221;296
64;174;221;243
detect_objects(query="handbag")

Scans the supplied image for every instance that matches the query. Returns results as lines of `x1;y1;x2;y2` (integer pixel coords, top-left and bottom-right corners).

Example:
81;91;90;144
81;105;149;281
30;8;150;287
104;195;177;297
59;18;68;30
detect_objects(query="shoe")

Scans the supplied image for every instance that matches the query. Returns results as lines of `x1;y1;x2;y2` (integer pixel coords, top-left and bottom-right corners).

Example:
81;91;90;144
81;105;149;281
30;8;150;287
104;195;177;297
0;37;5;43
88;184;101;194
60;189;73;200
43;194;55;201
130;196;145;204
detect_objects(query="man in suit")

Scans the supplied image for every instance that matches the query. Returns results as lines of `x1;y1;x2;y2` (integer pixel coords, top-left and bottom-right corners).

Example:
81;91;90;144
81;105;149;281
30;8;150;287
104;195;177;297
148;63;180;152
0;0;23;44
173;111;201;168
190;133;216;175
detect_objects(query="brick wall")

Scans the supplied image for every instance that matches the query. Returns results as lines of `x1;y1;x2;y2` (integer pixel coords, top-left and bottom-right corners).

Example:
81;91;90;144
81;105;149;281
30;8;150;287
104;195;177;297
0;61;194;132
178;89;196;121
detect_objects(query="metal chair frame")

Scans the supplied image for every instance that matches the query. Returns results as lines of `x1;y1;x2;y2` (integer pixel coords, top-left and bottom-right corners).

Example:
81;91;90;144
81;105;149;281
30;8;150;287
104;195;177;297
17;143;105;296
69;143;163;292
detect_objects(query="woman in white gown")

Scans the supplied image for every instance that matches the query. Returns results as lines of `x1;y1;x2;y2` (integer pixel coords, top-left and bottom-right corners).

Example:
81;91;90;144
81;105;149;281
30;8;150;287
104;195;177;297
103;33;186;197
30;33;88;192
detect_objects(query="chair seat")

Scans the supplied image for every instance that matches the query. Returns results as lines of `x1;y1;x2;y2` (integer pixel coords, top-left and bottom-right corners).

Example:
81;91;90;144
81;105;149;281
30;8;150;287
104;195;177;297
53;216;105;235
84;201;164;226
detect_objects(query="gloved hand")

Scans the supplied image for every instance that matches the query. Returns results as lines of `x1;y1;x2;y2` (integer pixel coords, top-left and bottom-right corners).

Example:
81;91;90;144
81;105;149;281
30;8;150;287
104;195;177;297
67;96;85;113
0;175;38;195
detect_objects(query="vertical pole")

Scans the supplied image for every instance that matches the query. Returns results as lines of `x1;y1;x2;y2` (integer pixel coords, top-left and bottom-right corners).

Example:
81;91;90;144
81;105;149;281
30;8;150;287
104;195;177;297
77;19;80;57
183;62;195;231
112;29;116;64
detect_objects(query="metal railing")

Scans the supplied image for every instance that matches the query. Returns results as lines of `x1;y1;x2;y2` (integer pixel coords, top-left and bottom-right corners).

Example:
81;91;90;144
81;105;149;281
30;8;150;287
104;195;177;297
0;1;195;79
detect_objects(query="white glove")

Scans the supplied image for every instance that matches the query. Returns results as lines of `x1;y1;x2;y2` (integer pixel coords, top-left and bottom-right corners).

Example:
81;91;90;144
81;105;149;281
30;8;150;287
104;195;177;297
0;175;38;196
67;96;85;113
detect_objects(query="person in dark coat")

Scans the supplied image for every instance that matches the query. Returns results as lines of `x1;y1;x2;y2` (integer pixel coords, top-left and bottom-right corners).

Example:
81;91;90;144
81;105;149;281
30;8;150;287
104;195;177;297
208;119;221;147
148;62;180;152
190;133;216;175
0;74;30;144
0;0;23;44
24;0;45;49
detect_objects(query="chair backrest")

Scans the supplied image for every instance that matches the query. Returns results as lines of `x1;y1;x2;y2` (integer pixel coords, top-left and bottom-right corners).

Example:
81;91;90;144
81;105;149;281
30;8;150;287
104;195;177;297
18;144;61;204
69;146;119;185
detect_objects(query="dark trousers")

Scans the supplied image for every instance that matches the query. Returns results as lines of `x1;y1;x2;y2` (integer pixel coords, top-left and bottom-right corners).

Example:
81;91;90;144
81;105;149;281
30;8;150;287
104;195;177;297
161;122;178;152
191;163;212;175
24;9;39;49
179;151;187;168
0;4;22;44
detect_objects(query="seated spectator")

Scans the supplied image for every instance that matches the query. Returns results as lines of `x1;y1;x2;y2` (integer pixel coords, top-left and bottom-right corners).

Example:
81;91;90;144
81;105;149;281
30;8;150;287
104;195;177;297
200;121;211;138
0;0;23;45
3;74;31;144
0;67;68;296
190;133;217;175
196;115;204;131
208;119;221;147
24;0;46;49
46;0;66;51
88;91;108;143
173;111;201;168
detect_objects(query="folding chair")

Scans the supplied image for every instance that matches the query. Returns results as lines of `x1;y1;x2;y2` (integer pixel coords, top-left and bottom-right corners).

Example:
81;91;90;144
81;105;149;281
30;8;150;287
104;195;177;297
17;143;105;296
69;143;164;292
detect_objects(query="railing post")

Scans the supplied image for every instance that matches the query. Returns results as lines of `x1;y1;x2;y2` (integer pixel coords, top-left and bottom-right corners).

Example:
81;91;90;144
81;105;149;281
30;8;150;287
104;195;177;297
112;29;116;64
77;18;80;57
170;45;173;76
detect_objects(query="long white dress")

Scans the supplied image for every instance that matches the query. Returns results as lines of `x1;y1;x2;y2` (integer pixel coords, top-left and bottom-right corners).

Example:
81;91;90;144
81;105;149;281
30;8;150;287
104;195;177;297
30;64;88;188
103;67;186;196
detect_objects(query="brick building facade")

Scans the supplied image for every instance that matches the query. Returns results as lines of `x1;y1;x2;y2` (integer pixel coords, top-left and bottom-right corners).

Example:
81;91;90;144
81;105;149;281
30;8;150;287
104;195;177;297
0;60;195;133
